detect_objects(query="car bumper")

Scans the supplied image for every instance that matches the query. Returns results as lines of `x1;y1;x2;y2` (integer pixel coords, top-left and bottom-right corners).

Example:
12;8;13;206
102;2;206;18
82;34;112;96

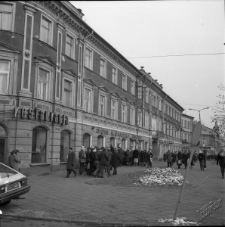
0;185;31;204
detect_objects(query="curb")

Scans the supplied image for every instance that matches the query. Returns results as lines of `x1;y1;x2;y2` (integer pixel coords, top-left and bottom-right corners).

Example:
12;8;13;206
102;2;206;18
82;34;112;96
0;214;157;226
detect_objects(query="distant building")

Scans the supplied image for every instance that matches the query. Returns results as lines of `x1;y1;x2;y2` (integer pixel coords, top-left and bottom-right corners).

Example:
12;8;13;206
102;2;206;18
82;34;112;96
0;1;184;169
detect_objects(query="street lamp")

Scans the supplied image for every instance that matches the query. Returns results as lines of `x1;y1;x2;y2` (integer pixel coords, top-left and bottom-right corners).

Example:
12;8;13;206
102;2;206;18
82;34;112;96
188;107;210;122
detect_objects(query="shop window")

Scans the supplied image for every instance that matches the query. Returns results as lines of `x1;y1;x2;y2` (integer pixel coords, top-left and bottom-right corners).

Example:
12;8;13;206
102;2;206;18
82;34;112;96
97;135;104;148
110;137;115;147
32;127;47;163
0;3;13;31
83;133;91;148
0;60;10;94
60;130;70;162
122;138;126;150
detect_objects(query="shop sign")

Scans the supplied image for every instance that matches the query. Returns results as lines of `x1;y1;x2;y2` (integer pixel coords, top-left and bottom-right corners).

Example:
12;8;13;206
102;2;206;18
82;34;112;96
159;139;174;144
96;128;108;135
15;107;69;125
111;131;130;138
132;135;142;140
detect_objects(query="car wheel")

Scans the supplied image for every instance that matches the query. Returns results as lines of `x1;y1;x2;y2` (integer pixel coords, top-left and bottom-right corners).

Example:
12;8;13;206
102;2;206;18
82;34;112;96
0;200;11;206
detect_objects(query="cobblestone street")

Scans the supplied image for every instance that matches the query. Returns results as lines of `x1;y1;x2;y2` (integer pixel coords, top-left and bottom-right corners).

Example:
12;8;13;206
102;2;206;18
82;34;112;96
1;161;224;226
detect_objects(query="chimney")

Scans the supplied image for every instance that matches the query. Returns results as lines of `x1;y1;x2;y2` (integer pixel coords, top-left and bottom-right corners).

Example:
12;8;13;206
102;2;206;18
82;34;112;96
160;84;163;89
140;66;145;72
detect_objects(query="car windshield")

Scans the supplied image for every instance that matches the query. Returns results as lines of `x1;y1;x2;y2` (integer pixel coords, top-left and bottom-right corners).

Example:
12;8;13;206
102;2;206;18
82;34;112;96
0;163;17;179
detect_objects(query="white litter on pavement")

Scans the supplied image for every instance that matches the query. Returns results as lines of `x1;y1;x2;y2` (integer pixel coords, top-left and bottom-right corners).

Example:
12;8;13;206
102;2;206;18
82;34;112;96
157;217;199;226
137;167;189;186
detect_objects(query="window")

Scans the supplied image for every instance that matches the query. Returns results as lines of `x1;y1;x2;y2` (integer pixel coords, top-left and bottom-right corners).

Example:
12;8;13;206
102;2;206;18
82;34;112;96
159;100;161;111
83;133;91;148
32;127;47;163
0;60;10;94
138;109;142;127
138;86;142;99
130;106;135;125
40;16;52;45
37;68;49;100
145;89;149;103
111;99;117;120
152;118;156;131
187;121;190;129
100;59;106;78
99;95;105;117
110;137;115;147
84;88;91;112
122;104;126;123
65;34;74;59
0;3;13;31
97;135;104;148
60;131;70;162
63;80;72;107
130;80;135;95
122;139;126;150
170;107;172;117
122;74;126;90
145;112;149;128
112;67;117;84
158;118;162;131
163;123;166;134
85;48;92;69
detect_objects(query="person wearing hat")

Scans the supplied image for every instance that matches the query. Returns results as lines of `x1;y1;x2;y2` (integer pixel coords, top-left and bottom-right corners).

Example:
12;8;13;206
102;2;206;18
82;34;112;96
79;146;86;175
65;147;77;178
7;149;20;171
217;149;225;179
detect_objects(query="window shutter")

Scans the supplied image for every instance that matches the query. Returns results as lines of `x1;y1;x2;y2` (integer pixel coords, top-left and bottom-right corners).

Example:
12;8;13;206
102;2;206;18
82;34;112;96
93;87;99;114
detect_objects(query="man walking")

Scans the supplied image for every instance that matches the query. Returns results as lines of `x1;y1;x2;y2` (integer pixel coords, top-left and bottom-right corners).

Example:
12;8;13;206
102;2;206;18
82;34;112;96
79;146;86;175
217;149;225;179
65;147;77;178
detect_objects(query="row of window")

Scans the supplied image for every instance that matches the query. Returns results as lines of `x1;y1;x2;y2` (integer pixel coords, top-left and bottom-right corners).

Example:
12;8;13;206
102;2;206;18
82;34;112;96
182;119;191;129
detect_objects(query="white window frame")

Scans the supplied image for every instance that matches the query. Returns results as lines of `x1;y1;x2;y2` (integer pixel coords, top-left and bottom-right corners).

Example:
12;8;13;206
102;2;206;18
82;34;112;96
122;74;127;90
112;67;117;84
100;58;106;78
0;2;15;32
62;78;74;108
40;15;53;46
65;33;75;59
99;93;106;117
83;86;92;113
0;60;10;94
130;106;135;125
121;103;127;123
111;98;118;120
130;79;135;95
85;47;93;70
37;67;50;101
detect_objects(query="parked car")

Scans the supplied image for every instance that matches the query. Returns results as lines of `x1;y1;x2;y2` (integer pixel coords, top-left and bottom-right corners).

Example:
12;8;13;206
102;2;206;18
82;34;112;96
0;162;31;206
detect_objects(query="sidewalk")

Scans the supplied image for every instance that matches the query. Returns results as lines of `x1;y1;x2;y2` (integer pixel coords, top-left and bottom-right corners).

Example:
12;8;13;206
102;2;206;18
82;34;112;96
1;161;224;226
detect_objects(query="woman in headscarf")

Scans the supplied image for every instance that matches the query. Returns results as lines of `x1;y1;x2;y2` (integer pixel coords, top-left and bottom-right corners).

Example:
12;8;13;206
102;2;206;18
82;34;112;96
217;149;225;179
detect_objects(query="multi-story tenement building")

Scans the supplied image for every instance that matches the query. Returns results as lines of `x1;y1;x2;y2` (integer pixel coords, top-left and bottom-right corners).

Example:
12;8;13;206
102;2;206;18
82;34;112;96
0;1;184;168
181;114;194;152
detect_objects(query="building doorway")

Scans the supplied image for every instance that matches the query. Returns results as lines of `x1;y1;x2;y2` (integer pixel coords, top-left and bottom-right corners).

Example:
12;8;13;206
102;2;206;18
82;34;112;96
97;135;104;148
110;137;115;147
0;125;7;163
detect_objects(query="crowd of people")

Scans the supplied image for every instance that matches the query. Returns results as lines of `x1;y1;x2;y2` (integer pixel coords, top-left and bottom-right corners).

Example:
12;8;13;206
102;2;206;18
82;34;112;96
66;145;154;178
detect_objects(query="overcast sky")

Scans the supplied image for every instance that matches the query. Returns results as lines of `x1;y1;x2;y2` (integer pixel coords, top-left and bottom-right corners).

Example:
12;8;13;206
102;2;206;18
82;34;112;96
71;1;224;129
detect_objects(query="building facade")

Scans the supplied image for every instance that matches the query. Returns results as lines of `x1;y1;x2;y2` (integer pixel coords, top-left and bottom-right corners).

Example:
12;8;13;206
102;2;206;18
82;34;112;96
181;114;194;152
0;1;184;168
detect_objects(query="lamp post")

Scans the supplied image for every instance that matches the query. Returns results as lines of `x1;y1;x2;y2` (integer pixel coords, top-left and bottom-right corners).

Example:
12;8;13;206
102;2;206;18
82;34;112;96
188;107;210;122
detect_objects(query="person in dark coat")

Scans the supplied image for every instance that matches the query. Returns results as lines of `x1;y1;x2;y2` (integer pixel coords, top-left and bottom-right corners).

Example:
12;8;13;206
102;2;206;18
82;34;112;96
171;151;176;167
89;146;95;175
100;148;111;177
65;147;77;178
217;149;225;179
163;152;167;162
198;150;205;171
133;148;139;166
147;149;153;168
110;148;121;175
7;149;20;171
182;151;189;169
177;151;182;169
85;147;91;175
79;146;86;175
129;149;134;166
166;150;172;167
118;148;124;166
143;150;147;167
139;150;145;167
92;147;101;177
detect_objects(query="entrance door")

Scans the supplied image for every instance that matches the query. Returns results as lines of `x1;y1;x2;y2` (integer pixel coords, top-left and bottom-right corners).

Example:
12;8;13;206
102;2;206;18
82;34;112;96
0;139;5;163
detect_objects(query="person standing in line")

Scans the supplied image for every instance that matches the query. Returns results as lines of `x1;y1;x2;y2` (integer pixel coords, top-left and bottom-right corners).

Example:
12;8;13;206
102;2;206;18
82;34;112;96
129;149;134;166
163;152;167;162
65;147;77;178
198;150;205;171
100;147;111;178
110;148;121;175
166;150;172;167
177;151;182;169
133;147;139;167
217;149;225;179
147;149;153;168
79;146;86;175
92;147;101;177
85;147;91;175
